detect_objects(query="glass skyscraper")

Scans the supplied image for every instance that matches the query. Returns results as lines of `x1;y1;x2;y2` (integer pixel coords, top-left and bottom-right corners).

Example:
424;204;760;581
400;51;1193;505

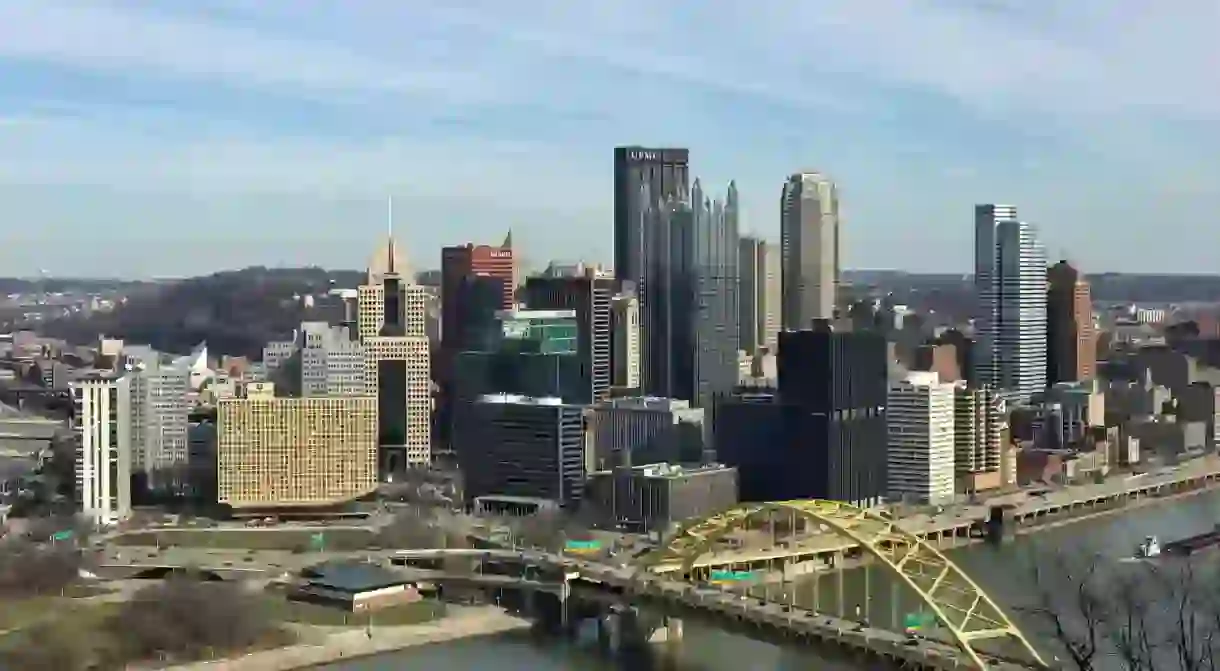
639;179;740;407
972;204;1048;402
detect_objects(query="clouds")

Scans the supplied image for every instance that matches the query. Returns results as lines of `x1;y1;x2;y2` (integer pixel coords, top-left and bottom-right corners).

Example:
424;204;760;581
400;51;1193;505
0;0;1215;276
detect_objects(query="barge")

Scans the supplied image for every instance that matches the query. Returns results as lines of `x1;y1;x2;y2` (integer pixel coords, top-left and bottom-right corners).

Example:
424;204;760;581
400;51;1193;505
1163;526;1220;556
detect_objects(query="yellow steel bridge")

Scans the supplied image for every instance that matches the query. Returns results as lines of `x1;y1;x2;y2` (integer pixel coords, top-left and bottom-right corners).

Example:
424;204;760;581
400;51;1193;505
635;499;1047;670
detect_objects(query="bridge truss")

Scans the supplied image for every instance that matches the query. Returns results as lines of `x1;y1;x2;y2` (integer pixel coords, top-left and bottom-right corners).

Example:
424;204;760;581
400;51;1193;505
636;499;1046;670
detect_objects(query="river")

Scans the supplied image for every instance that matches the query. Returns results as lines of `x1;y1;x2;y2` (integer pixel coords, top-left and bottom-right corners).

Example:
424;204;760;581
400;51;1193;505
321;489;1220;670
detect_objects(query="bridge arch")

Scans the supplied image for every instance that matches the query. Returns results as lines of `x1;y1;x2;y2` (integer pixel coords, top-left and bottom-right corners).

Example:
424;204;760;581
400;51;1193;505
636;500;1045;670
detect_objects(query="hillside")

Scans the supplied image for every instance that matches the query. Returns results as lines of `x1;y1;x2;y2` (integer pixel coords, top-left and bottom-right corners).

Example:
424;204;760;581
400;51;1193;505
38;267;365;359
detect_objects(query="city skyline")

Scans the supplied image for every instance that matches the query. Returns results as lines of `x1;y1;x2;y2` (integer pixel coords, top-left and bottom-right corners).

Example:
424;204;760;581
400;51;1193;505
0;2;1217;277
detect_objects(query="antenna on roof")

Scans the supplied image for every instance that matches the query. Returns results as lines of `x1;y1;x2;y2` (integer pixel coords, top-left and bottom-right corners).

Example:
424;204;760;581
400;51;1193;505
387;195;394;239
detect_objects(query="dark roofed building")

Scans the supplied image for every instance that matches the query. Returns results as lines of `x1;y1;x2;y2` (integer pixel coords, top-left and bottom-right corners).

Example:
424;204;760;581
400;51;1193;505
295;561;422;611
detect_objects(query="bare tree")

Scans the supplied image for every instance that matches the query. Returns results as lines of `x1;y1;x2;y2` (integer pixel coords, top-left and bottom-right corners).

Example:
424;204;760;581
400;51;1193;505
378;509;468;550
0;619;97;671
509;508;568;551
0;536;84;598
107;572;285;664
1022;546;1220;671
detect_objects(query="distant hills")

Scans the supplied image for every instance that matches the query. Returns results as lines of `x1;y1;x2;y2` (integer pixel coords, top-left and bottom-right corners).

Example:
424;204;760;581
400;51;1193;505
36;267;365;359
23;266;1220;362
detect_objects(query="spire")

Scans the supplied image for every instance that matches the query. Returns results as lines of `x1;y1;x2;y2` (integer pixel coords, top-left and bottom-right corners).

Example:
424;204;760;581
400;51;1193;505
386;196;396;275
366;195;411;285
501;228;513;249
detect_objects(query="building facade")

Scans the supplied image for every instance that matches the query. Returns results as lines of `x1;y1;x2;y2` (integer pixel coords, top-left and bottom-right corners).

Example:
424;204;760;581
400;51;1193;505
611;291;641;390
452;309;586;404
71;377;132;525
359;237;432;472
299;322;366;397
973;204;1048;402
738;236;781;354
776;322;888;506
781;172;840;328
1047;260;1095;384
583;463;738;533
639;180;740;407
453;394;586;508
586;396;705;470
216;394;377;509
887;372;956;505
613;146;690;287
520;274;614;404
953;384;1005;492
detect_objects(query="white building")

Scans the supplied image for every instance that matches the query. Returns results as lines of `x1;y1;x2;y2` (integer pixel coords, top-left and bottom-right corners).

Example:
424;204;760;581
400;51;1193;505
887;371;956;505
71;377;132;525
972;204;1048;403
611;292;640;390
780;172;839;328
954;383;1006;492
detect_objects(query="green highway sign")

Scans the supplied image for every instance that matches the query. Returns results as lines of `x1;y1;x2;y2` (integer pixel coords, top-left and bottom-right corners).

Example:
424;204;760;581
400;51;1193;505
564;539;601;552
50;530;74;542
710;570;757;582
903;612;935;630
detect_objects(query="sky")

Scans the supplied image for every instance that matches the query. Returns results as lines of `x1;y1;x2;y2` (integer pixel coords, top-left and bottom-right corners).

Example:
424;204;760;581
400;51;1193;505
0;1;1217;278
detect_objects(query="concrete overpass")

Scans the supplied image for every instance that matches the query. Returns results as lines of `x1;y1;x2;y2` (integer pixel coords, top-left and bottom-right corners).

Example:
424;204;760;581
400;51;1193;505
94;563;274;581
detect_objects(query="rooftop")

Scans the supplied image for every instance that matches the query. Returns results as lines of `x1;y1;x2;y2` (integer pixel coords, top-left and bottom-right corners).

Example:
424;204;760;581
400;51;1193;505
301;561;410;593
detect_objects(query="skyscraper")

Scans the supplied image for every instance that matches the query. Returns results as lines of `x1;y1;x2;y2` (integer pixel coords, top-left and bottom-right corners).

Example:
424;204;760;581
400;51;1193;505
1047;260;1095;384
638;180;740;406
520;273;614;404
778;321;887;506
738;236;781;354
358;232;431;474
973;204;1048;402
438;238;514;449
613;146;690;287
781;172;840;328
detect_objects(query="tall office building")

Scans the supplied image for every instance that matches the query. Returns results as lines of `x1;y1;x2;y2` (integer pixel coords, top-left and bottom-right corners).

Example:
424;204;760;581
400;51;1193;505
358;234;432;473
441;237;516;340
71;376;133;525
1047;260;1095;384
954;384;1005;492
638;180;740;407
781;172;840;328
520;274;614;404
216;387;377;509
776;321;887;506
887;371;956;505
972;205;1048;402
128;361;190;496
613;146;690;287
738;236;781;354
610;291;641;390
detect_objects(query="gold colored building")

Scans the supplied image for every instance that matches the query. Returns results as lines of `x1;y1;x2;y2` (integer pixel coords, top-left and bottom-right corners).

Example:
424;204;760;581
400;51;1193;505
217;395;378;509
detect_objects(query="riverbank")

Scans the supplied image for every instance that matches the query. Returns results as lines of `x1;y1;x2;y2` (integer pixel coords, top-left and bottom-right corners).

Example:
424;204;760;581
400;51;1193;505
161;605;532;671
1010;477;1220;537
